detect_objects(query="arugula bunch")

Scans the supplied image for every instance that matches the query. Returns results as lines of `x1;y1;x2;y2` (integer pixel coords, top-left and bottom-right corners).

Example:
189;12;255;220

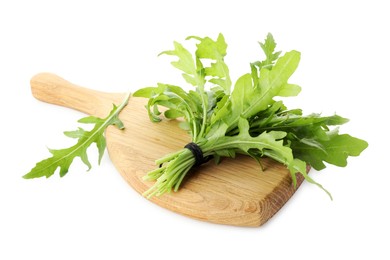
134;33;368;198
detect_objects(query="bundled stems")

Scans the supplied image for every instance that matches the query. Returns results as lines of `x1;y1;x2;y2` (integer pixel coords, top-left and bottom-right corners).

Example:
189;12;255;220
143;148;195;197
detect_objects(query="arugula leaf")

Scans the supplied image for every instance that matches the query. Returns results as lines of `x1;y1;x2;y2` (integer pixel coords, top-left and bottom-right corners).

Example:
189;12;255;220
250;33;281;86
203;117;293;164
159;41;205;88
291;130;369;170
24;93;130;179
253;33;282;70
209;50;300;135
188;33;231;94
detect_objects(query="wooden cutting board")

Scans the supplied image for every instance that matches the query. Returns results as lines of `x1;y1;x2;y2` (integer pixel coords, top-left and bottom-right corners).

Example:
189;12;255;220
30;73;307;227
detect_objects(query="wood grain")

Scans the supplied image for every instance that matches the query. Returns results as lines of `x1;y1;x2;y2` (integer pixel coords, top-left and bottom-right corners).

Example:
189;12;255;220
30;73;307;227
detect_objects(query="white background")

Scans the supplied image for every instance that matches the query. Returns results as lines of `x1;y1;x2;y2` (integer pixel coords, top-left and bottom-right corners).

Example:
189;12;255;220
1;0;389;259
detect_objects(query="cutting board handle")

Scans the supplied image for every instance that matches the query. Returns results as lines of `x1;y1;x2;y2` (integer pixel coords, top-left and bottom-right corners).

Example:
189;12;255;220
30;73;124;117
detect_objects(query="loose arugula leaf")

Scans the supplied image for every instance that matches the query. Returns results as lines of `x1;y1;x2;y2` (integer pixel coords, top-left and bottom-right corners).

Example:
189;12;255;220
23;93;130;179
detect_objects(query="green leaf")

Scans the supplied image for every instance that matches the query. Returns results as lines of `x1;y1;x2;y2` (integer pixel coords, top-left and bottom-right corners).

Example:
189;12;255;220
251;112;349;135
78;116;103;124
159;41;204;87
287;158;332;200
241;51;301;117
291;130;369;170
139;83;203;136
278;83;301;97
164;109;183;119
258;33;282;69
211;50;300;134
133;87;157;98
204;118;293;165
160;42;195;75
96;133;107;164
23;93;130;179
209;73;252;131
189;33;231;94
188;33;228;59
256;50;300;96
64;127;87;139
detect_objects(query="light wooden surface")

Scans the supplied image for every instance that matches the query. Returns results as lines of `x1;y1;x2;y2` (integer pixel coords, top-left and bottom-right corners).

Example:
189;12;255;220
30;73;306;227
